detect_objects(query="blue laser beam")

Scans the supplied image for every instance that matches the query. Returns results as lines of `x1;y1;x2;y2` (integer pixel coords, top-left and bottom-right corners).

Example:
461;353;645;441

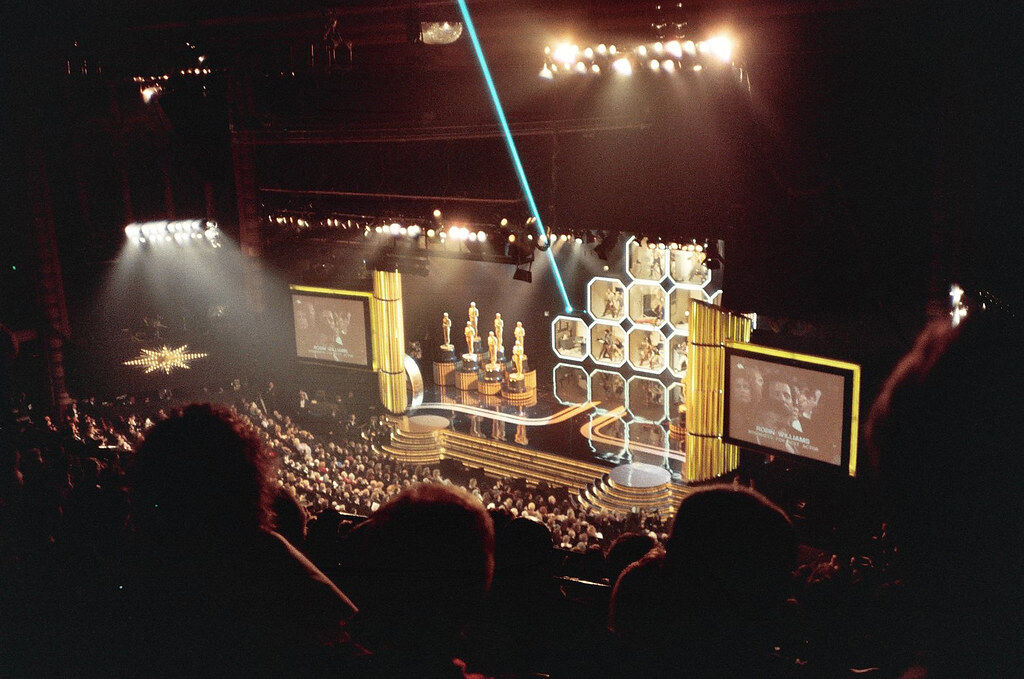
454;0;573;314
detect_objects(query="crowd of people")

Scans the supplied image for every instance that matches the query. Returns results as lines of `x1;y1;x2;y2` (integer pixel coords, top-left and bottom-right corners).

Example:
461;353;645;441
1;311;1019;677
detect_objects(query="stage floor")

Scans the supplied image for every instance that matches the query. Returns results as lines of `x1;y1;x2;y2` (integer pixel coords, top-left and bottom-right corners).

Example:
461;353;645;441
409;381;687;484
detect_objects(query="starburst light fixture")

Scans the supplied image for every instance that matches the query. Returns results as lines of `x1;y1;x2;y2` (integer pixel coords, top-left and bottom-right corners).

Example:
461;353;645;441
124;345;209;375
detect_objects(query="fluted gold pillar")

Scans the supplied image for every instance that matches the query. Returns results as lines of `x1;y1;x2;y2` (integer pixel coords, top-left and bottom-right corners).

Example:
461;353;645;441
373;269;407;414
684;300;751;482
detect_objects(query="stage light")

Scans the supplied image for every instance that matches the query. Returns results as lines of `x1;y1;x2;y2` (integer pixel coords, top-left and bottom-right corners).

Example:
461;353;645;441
375;226;383;233
420;21;464;45
433;209;442;218
702;35;734;63
683;40;696;55
602;265;609;271
663;59;675;73
666;40;682;58
654;42;664;53
539;65;554;80
426;228;436;238
141;85;162;103
591;64;600;74
553;42;577;65
612;57;632;75
560;234;569;242
508;234;516;243
477;231;486;242
575;62;587;73
637;45;648;57
583;47;594;59
408;224;421;237
693;64;702;72
468;231;478;242
527;234;533;240
500;217;508;226
609;45;617;55
650;59;660;71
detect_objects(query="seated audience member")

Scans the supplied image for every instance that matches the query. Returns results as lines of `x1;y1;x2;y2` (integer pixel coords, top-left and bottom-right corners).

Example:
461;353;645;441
609;486;796;678
340;483;494;678
866;314;1023;677
125;404;358;676
604;532;656;584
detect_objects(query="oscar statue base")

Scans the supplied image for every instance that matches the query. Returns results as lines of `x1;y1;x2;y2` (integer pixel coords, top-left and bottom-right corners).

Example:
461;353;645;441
436;344;457;363
456;370;479;391
432;361;456;387
476;364;503;395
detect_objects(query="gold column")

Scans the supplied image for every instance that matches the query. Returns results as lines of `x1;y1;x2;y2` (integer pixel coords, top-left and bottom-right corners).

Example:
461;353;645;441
373;269;408;414
684;300;751;482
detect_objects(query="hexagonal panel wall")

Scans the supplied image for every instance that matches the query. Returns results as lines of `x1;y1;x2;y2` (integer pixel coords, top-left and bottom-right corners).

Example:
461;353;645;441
587;277;627;322
668;248;712;288
626;236;668;282
553;363;590;405
626;281;667;327
627;421;668;450
627;326;667;374
626;376;668;422
589;322;627;367
591;369;626;412
668;382;686;420
667;333;688;377
668;286;702;332
551;315;588;361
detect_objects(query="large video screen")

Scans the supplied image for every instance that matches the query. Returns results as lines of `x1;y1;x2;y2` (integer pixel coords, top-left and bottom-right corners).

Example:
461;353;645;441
724;346;859;472
291;287;371;368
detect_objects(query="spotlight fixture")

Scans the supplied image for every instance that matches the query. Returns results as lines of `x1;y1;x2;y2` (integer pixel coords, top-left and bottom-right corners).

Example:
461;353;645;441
419;21;464;45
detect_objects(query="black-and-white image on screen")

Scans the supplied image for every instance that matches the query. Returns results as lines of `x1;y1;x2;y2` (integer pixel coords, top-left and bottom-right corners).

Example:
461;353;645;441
727;354;846;466
292;292;369;367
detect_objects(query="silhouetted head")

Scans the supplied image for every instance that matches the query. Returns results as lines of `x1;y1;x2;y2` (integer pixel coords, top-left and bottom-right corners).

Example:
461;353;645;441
131;403;273;538
866;313;1023;665
665;486;795;623
345;483;494;644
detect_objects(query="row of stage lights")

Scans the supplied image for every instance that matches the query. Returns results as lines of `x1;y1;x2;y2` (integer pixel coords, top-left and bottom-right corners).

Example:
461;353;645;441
539;35;736;80
266;211;709;260
124;220;222;248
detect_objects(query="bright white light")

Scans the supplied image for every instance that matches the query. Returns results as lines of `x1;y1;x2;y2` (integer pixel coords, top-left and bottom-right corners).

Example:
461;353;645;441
408;224;421;237
539;65;554;80
666;40;682;58
609;45;617;55
500;217;508;226
426;228;436;238
650;59;660;71
141;86;161;103
560;234;569;242
433;209;442;218
663;59;676;73
692;64;702;72
683;40;696;55
591;64;600;74
701;35;734;63
637;45;648;57
575;62;587;73
477;231;486;242
553;42;578;65
583;47;594;59
654;42;664;53
125;225;140;238
612;57;632;75
597;44;607;54
468;232;478;242
575;237;583;244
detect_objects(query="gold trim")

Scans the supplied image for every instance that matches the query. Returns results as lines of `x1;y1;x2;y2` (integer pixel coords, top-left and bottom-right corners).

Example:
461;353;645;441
289;284;379;371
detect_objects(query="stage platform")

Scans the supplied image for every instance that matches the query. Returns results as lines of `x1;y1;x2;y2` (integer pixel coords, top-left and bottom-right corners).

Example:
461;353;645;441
382;381;695;514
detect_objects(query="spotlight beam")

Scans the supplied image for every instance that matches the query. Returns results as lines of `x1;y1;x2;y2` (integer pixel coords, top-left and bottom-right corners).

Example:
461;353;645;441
454;0;573;313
